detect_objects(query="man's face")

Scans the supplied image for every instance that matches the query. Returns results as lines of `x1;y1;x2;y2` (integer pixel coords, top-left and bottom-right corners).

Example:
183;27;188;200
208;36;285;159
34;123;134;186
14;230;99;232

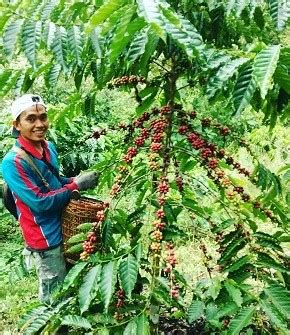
14;104;49;143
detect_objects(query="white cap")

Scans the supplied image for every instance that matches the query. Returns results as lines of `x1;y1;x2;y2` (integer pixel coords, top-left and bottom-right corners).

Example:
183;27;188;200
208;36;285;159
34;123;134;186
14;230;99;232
11;94;46;121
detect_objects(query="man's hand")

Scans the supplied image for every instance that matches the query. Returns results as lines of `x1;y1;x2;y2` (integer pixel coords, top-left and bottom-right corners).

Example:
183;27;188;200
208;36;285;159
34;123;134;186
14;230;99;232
74;171;99;191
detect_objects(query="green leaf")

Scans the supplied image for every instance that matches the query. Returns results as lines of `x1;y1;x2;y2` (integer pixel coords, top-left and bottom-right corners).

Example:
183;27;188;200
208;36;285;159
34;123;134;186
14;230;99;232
46;62;61;88
152;286;172;306
224;280;243;307
206;303;219;326
279;235;290;242
13;71;25;95
0;12;10;32
254;163;282;194
268;0;290;31
228;264;254;284
86;0;125;34
123;319;137;335
212;219;235;233
79;265;101;314
136;0;166;40
227;306;256;335
0;69;21;97
43;21;56;50
216;302;239;319
61;315;92;329
260;298;289;335
256;252;289;273
204;49;231;70
41;0;58;22
136;87;159;115
119;254;138;299
188;299;204;324
21;20;42;69
66;243;83;254
126;26;149;67
160;6;204;57
219;237;246;265
68;25;84;67
18;305;48;328
3;19;24;58
207;58;249;98
63;261;88;290
109;10;145;64
224;255;252;273
51;25;69;73
67;232;86;244
100;261;117;311
253;45;281;99
90;27;103;58
233;63;256;115
22;309;54;335
137;313;150;335
96;328;109;335
274;48;290;94
208;277;222;300
226;0;250;17
77;222;94;232
264;284;290;319
254;232;283;252
102;219;114;250
180;159;197;172
139;27;159;75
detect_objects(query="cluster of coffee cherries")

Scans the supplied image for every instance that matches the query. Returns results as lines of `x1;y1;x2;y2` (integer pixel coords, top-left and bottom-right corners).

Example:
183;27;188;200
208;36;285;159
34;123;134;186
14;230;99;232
109;111;169;198
117;112;151;133
148;153;161;171
163;242;179;299
80;229;99;260
80;207;107;260
108;75;146;88
110;165;129;197
150;208;166;253
208;168;275;220
114;289;126;321
150;175;170;252
200;116;231;136
150;118;167;152
182;113;251;178
185;109;232;137
177;116;278;223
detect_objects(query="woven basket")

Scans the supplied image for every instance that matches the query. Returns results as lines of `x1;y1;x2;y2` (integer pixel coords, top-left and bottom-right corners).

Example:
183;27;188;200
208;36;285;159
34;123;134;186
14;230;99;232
61;197;104;262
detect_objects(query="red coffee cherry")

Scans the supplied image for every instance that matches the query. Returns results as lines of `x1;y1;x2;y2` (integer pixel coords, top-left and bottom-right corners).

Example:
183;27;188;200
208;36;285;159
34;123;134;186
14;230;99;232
156;209;165;218
208;158;218;169
178;125;188;134
150;142;162;152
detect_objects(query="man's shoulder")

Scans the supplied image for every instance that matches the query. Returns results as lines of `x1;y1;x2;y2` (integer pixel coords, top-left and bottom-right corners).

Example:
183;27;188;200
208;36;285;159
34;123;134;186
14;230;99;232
46;141;58;156
2;149;17;179
2;148;16;163
45;140;56;149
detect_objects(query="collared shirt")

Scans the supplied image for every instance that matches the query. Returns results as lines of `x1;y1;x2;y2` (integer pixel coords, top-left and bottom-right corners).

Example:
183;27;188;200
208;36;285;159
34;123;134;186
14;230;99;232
2;136;78;251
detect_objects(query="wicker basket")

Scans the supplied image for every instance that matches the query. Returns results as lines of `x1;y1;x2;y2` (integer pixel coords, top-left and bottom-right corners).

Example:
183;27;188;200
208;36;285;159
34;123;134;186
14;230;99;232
61;197;104;262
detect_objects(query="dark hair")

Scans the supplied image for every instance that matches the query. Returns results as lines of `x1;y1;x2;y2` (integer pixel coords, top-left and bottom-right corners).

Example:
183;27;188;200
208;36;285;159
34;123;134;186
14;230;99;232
31;95;40;103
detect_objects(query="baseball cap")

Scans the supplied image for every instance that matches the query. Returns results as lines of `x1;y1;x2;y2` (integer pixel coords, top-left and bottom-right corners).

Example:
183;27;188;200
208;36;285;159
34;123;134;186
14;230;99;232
11;94;47;137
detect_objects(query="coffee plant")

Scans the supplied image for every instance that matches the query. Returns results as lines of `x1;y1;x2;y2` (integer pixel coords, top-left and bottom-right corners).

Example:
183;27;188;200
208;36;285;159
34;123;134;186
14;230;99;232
0;0;289;334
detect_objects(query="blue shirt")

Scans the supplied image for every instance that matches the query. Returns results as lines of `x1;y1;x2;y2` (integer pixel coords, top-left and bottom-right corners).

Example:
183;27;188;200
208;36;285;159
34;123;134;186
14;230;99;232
2;136;78;250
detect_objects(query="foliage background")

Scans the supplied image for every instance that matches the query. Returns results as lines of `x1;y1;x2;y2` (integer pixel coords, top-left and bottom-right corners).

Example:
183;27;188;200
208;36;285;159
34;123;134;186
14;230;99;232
0;0;289;334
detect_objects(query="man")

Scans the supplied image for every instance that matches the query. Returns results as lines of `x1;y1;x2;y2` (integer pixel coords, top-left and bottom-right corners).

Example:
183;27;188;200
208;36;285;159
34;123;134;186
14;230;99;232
2;94;98;303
